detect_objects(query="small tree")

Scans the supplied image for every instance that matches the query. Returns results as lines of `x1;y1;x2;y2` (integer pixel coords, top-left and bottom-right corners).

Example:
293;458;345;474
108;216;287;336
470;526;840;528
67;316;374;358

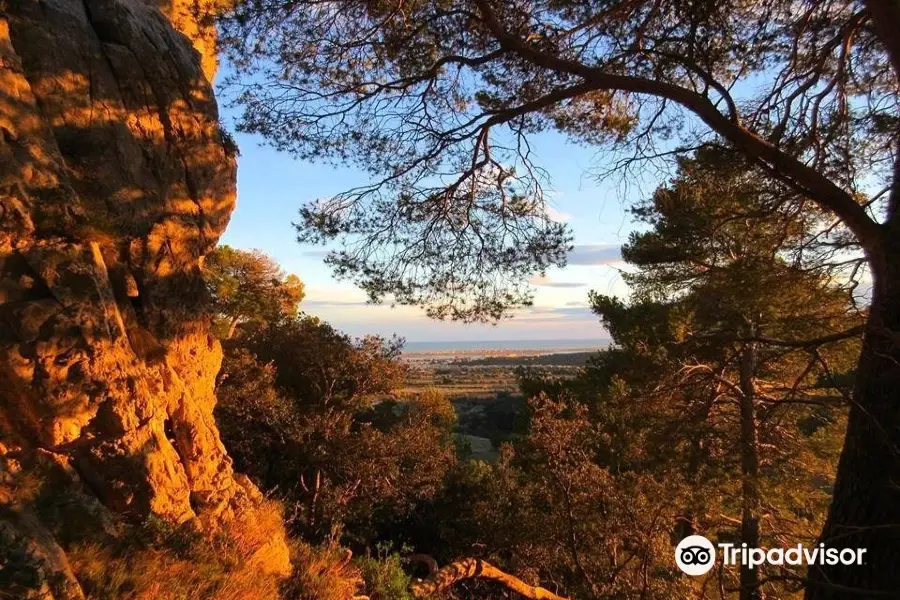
204;245;305;338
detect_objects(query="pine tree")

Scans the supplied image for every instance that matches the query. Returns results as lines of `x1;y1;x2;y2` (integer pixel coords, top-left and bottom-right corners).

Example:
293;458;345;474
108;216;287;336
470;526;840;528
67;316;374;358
584;149;862;598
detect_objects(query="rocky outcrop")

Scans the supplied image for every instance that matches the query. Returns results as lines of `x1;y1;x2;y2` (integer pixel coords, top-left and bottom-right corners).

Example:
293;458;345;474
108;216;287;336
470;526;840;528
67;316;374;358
0;0;289;594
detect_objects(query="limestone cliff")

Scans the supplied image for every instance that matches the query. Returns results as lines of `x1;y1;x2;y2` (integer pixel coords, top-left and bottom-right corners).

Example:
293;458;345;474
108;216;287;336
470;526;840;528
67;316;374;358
0;0;289;596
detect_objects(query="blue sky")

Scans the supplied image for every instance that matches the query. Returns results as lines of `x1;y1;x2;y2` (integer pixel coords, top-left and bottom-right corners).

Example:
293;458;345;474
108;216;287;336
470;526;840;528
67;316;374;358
217;96;659;342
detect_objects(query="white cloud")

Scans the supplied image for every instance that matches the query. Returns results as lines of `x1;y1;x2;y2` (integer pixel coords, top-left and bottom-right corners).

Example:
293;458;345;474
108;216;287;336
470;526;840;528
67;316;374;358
303;299;371;308
301;249;330;258
544;204;572;223
567;244;623;266
528;274;587;288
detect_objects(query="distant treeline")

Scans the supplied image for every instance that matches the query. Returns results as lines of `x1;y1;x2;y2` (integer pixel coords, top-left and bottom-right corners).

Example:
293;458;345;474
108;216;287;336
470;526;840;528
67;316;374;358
449;351;598;367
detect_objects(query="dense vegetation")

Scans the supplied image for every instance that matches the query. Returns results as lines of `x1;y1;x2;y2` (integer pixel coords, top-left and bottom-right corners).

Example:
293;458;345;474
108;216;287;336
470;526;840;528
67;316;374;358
219;2;900;596
195;144;861;599
27;146;856;599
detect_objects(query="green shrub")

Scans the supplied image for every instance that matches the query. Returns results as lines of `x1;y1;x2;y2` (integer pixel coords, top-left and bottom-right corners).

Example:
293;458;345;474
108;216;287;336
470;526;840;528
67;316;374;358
355;549;413;600
281;541;363;600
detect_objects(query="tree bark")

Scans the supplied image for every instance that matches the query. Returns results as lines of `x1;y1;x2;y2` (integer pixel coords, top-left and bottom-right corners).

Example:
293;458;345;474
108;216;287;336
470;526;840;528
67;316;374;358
738;341;763;600
807;6;900;596
409;558;569;600
806;240;900;598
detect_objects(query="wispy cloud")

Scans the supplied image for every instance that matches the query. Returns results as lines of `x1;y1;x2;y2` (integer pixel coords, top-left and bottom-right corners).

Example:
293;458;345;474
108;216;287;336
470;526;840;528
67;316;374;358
303;299;370;308
302;249;330;258
515;304;597;322
528;274;587;288
544;204;572;223
567;244;622;266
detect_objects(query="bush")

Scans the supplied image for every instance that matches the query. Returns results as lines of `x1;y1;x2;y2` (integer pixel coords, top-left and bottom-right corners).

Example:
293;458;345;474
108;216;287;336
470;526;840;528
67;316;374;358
355;548;413;600
281;541;363;600
216;330;457;546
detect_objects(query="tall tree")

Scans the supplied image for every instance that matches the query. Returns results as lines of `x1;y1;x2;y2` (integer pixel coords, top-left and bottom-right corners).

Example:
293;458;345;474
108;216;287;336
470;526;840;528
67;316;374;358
221;2;899;594
589;148;861;598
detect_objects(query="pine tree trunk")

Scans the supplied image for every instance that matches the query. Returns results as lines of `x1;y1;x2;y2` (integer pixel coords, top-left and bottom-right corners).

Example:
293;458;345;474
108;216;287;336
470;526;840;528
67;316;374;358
739;342;763;600
227;316;240;339
806;241;900;598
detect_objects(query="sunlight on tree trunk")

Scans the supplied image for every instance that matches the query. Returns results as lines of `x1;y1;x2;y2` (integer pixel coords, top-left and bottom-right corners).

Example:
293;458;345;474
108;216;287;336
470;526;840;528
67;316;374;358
226;316;241;340
409;557;569;600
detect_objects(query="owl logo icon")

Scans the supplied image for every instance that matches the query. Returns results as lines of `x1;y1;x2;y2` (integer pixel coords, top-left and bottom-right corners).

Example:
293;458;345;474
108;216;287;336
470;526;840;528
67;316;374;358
675;535;716;575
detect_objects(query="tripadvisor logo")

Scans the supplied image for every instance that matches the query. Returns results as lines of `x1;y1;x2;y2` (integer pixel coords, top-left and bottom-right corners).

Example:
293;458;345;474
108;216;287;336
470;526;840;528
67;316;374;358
675;535;716;575
675;535;868;576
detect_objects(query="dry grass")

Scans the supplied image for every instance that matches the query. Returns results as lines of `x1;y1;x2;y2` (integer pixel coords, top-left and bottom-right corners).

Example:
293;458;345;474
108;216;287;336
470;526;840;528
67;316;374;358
66;506;372;600
67;515;284;600
282;541;364;600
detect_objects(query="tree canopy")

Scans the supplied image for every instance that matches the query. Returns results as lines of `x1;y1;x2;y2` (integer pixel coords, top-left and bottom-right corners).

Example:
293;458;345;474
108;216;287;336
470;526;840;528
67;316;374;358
222;0;895;322
216;317;455;545
204;245;305;338
511;149;860;598
241;317;406;411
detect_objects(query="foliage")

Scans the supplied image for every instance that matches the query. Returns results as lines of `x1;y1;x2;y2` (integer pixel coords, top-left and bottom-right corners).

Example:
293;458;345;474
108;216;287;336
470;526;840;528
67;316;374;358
204;245;305;338
397;395;693;599
241;317;406;412
546;149;857;596
50;490;371;600
281;541;364;600
67;512;285;600
355;548;414;600
382;150;857;599
216;318;457;546
220;0;894;322
486;395;689;598
215;347;298;488
217;7;900;587
283;541;415;600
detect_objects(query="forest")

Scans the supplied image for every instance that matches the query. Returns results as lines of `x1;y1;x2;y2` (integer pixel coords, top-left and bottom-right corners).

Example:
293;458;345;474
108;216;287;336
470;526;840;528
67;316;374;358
0;1;897;600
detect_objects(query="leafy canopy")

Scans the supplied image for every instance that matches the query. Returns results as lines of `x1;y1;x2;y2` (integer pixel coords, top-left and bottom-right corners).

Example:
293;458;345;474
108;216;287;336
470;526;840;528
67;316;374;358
241;317;405;412
590;148;863;414
204;245;305;337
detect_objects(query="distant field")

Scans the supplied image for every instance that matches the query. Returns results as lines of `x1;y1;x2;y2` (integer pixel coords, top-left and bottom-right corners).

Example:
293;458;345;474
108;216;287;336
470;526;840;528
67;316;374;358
449;350;597;367
400;364;519;399
403;338;608;354
398;350;596;461
399;350;594;400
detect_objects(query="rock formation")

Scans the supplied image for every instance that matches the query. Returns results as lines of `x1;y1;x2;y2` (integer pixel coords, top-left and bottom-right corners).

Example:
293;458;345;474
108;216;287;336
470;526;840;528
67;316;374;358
0;0;290;596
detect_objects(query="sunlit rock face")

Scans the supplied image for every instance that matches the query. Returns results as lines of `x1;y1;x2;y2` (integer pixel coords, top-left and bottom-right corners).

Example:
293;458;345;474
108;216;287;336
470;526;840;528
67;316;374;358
0;0;289;593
